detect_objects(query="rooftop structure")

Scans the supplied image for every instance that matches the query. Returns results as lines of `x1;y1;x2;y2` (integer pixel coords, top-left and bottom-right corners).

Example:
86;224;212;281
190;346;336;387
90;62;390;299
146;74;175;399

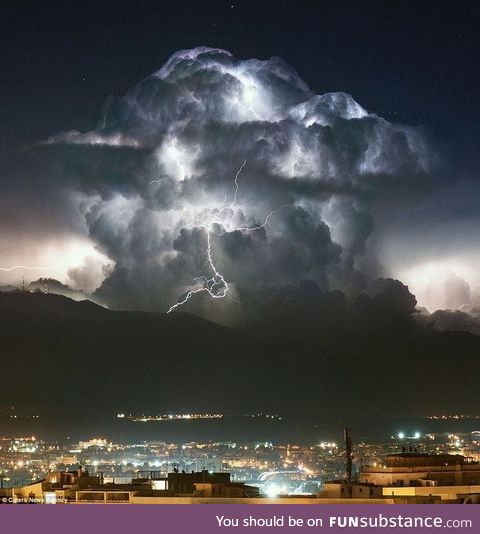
361;452;480;487
320;451;480;503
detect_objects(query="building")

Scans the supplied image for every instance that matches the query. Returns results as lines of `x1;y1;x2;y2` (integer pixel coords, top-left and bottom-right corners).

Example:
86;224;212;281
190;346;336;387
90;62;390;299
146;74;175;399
361;452;480;487
320;452;480;503
320;481;384;500
1;468;262;504
0;467;100;504
168;469;230;494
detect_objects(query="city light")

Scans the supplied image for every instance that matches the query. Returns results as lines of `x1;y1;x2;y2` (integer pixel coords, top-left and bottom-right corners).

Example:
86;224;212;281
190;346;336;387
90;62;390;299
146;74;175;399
265;484;281;499
1;424;479;503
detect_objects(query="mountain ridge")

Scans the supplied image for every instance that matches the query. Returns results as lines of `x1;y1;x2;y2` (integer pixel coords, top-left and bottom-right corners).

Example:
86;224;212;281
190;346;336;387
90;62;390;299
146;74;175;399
1;292;478;422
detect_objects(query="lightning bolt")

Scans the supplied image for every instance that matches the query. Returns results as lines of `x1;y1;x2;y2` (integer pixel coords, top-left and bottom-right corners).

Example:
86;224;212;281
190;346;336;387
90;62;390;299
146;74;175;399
232;159;247;206
242;83;261;120
249;105;260;121
0;265;54;272
215;159;246;218
166;231;228;313
236;205;288;232
167;161;248;312
167;160;287;313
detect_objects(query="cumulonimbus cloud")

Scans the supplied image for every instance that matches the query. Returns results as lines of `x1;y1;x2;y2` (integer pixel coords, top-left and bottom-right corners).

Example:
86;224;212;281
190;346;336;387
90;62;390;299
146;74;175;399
46;47;436;323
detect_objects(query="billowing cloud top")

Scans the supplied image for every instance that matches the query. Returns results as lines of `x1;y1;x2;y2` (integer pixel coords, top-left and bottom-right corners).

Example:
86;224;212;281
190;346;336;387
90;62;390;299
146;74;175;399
45;47;435;322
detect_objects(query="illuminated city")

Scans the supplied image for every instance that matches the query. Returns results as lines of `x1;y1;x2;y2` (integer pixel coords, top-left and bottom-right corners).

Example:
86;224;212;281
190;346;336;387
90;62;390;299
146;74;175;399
1;412;480;503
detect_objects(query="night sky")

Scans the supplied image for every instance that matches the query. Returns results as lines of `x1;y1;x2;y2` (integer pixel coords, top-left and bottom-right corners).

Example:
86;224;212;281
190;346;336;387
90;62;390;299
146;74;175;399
1;1;480;330
2;2;478;147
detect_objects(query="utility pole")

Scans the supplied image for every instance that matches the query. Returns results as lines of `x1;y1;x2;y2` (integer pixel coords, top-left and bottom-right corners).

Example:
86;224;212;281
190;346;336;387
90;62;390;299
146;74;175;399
344;427;353;497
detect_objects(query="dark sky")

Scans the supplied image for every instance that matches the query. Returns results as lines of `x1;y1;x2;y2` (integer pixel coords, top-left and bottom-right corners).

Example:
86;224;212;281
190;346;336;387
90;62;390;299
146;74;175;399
1;0;480;329
2;1;478;151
